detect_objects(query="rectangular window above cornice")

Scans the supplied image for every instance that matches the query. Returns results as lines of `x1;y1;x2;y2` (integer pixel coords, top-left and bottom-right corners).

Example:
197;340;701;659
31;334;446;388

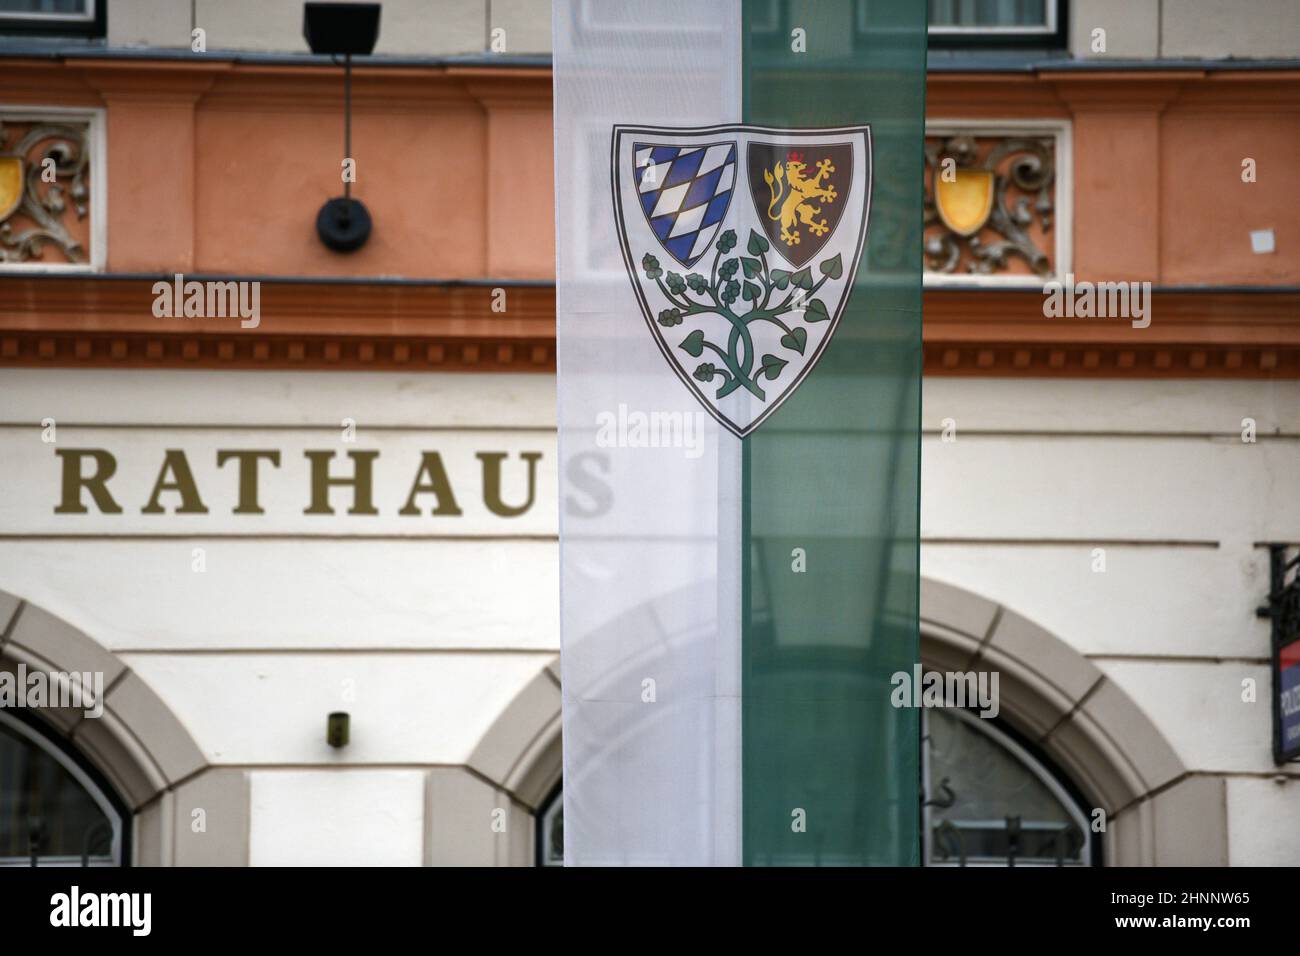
0;0;103;37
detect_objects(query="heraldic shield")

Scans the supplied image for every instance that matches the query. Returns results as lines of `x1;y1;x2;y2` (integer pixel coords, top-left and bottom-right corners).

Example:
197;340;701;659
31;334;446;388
613;124;872;438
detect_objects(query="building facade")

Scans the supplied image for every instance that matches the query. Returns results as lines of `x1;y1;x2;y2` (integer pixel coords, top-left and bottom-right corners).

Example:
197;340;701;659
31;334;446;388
0;0;1297;866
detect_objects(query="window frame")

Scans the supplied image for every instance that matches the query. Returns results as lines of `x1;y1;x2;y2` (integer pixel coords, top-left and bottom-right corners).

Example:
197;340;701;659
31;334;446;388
535;783;563;867
922;706;1098;867
925;0;1067;49
0;0;105;38
0;708;130;867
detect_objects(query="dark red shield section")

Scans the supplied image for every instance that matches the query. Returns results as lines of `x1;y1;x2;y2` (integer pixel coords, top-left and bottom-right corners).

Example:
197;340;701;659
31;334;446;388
747;141;853;268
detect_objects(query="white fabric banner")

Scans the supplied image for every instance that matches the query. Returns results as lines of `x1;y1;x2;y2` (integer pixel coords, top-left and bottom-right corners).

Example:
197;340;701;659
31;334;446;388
554;0;743;865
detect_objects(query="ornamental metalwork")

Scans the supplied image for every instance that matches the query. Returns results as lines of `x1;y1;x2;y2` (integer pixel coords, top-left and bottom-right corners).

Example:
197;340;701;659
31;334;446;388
921;706;1091;866
0;118;91;265
1258;544;1300;764
923;133;1055;277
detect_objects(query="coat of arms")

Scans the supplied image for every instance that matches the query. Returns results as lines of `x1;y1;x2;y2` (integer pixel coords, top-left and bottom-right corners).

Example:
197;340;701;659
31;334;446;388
613;124;872;437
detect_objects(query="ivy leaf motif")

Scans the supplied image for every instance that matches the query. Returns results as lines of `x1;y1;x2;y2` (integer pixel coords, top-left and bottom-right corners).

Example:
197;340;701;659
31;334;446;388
742;281;762;302
804;299;830;323
680;329;707;357
747;229;770;256
780;327;807;354
741;257;762;279
791;267;814;290
819;253;843;279
758;353;788;381
770;269;791;290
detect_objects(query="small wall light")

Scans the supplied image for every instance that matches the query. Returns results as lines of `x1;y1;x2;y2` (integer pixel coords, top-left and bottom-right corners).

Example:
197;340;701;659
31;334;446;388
327;711;351;748
303;2;382;252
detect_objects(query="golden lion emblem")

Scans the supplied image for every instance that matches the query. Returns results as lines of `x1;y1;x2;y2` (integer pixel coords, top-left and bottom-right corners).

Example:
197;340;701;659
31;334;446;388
763;152;837;247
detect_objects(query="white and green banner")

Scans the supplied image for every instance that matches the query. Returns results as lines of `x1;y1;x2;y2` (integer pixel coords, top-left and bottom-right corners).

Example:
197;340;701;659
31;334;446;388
555;0;925;865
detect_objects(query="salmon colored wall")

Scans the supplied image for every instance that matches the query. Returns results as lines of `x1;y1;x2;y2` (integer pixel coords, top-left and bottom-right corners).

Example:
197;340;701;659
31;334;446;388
1;61;1295;285
928;71;1299;287
467;75;556;278
1160;112;1299;284
1052;72;1300;286
18;61;554;280
192;77;489;277
1071;110;1165;280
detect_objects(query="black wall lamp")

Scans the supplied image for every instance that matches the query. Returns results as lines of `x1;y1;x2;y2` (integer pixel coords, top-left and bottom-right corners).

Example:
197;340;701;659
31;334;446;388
327;712;350;748
303;2;382;252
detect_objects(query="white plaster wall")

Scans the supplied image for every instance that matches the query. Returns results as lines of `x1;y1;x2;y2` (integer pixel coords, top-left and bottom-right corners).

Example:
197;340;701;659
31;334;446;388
3;540;558;651
106;0;1300;60
1226;776;1300;866
1161;0;1300;59
1069;0;1300;60
921;376;1300;866
1070;0;1160;59
109;0;553;56
124;652;551;765
2;368;1296;864
249;769;425;865
0;369;559;817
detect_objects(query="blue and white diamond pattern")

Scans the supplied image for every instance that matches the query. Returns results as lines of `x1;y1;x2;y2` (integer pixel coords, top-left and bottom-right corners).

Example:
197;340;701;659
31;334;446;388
633;141;737;268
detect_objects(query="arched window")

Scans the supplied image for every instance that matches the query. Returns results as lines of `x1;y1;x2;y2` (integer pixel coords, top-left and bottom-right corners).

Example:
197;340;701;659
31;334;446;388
536;784;563;867
536;707;1096;866
0;710;126;866
923;707;1095;866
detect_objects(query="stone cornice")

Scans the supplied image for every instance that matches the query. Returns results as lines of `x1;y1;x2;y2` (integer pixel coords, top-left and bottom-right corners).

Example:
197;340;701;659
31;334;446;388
1;277;1296;378
0;57;554;113
69;58;232;105
0;277;555;372
923;288;1300;377
929;67;1300;116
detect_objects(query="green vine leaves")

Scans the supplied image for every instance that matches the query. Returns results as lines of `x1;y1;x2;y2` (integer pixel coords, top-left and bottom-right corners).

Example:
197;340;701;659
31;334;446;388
641;228;842;402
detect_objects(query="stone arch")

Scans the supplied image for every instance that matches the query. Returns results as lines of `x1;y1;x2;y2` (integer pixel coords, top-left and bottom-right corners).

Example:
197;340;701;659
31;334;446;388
420;657;561;866
0;588;215;865
920;576;1226;866
467;657;562;812
465;578;1225;866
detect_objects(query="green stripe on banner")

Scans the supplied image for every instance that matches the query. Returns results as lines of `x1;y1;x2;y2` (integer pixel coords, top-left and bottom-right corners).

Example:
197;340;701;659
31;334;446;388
740;0;926;865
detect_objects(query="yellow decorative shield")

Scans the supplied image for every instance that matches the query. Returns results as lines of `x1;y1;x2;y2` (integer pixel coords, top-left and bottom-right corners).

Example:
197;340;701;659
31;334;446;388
935;168;994;237
0;157;23;221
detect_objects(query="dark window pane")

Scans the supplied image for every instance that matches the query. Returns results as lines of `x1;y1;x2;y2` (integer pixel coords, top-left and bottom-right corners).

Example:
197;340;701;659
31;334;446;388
924;708;1090;866
929;0;1048;28
0;1;89;16
0;720;115;864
